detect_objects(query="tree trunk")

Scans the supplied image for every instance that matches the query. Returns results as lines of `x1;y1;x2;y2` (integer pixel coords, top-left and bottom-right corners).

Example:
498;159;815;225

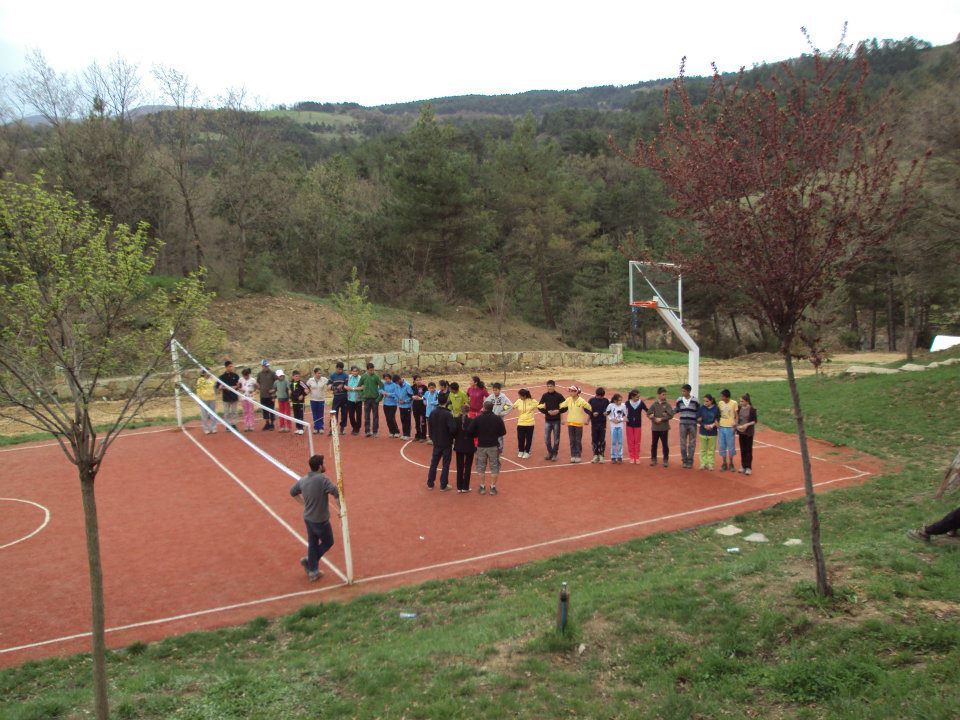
849;299;860;336
535;259;556;329
886;274;897;351
712;310;721;347
79;469;110;720
729;313;743;351
783;351;833;597
936;448;960;499
869;289;877;350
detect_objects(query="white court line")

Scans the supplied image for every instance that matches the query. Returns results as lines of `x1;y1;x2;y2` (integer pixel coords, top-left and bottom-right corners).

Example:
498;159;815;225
0;498;51;550
0;581;347;656
0;425;177;454
1;439;873;658
179;427;348;583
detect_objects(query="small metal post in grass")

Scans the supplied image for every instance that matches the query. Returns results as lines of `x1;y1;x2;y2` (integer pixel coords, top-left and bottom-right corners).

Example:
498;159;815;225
557;581;569;633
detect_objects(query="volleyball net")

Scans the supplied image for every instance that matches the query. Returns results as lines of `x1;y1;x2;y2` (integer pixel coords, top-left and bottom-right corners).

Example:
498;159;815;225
170;338;354;583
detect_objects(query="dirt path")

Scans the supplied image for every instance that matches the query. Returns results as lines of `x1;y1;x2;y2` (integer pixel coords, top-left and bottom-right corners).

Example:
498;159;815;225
0;352;905;439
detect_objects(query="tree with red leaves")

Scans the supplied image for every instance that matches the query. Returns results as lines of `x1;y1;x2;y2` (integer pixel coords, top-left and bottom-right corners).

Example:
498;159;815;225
618;41;925;597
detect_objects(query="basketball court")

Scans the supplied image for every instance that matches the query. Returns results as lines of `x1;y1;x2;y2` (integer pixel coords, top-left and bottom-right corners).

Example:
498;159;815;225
0;379;883;666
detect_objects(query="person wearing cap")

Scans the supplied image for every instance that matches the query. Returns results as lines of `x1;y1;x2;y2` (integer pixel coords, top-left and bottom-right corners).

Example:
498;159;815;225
471;400;507;495
537;380;567;461
307;367;329;434
274;369;292;432
290;454;341;582
257;360;277;431
559;386;592;463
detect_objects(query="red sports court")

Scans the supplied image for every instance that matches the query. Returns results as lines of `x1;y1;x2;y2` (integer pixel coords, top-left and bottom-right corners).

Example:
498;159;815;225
0;380;883;666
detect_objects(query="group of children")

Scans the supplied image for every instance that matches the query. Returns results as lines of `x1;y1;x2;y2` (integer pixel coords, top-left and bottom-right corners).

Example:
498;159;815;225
195;360;759;477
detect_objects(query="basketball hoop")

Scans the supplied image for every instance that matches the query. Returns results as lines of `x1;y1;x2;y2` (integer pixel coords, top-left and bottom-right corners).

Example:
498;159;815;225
630;299;659;309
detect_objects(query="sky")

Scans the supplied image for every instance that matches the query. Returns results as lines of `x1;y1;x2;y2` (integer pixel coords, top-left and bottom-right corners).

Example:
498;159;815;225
1;0;957;110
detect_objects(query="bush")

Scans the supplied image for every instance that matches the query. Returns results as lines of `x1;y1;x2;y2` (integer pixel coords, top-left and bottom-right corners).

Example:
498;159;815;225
243;252;284;295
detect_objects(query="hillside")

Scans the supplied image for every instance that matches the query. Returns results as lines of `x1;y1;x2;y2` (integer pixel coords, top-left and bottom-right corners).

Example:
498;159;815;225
214;293;572;362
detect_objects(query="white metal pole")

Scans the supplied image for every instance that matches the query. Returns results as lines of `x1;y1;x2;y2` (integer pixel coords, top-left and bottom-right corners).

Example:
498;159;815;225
330;422;354;584
170;335;183;428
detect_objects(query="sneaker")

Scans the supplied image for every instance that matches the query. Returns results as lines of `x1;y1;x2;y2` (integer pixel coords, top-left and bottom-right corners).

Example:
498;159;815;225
296;429;304;435
440;486;451;492
545;454;554;461
518;452;524;459
490;485;498;496
663;461;668;468
426;439;433;445
908;528;931;543
650;460;657;467
571;457;580;464
592;455;600;464
426;484;434;490
598;456;605;464
372;433;379;438
745;468;752;475
721;461;728;471
352;431;360;436
478;485;486;495
307;570;323;582
401;436;411;441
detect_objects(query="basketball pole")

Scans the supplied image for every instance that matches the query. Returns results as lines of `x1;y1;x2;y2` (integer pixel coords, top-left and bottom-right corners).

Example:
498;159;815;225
330;421;355;584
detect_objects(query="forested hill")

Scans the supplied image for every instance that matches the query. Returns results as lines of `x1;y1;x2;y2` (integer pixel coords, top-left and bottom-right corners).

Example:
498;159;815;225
1;37;957;360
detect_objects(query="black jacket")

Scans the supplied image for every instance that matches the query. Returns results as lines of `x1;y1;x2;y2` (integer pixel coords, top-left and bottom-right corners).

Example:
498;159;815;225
428;407;457;448
454;416;476;454
471;411;506;448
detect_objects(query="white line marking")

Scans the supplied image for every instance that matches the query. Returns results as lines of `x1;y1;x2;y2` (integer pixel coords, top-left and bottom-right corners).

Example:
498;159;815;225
0;425;177;454
1;435;874;658
180;427;348;583
356;466;870;586
0;498;51;550
0;581;348;656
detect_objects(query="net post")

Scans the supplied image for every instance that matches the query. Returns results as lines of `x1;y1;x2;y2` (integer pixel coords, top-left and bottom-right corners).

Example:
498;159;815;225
170;333;183;429
329;422;354;584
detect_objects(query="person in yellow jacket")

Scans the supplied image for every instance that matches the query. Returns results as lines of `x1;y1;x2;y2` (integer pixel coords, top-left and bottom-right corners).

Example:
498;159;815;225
560;386;592;463
511;388;540;459
196;370;219;434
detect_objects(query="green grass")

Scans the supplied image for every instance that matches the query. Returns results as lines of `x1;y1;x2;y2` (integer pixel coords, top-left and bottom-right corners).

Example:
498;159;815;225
622;348;694;365
3;368;960;719
261;110;359;128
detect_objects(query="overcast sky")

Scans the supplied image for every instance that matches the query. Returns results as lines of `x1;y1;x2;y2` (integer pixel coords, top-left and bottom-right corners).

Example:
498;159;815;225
1;1;957;109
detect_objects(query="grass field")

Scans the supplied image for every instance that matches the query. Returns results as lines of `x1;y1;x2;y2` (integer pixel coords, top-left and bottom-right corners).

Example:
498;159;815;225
3;365;959;719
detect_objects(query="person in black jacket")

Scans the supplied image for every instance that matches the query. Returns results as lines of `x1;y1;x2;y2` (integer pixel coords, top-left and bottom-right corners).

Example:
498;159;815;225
427;402;457;490
472;401;507;496
453;407;476;493
537;380;567;461
588;387;611;463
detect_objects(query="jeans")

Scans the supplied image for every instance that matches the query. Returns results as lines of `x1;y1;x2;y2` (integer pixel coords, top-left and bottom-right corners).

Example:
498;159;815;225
568;426;584;458
310;400;325;432
738;433;754;470
427;445;452;488
200;399;217;432
545;420;561;457
678;423;697;466
222;400;238;427
610;426;624;459
332;394;348;431
718;427;736;457
347;400;362;432
651;430;669;463
363;399;380;434
517;425;534;453
260;397;275;425
305;519;335;574
591;422;607;456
